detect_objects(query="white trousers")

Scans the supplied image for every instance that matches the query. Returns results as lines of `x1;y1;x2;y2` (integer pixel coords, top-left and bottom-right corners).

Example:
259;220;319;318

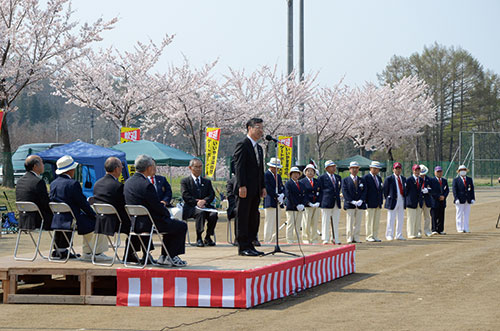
321;207;341;243
365;208;381;240
302;207;320;243
82;233;109;255
420;204;432;235
455;202;471;232
407;206;422;238
286;210;302;243
386;198;405;240
346;208;363;243
264;207;282;242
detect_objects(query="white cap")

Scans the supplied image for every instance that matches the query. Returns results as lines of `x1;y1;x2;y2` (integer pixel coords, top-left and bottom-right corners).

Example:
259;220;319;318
55;155;79;175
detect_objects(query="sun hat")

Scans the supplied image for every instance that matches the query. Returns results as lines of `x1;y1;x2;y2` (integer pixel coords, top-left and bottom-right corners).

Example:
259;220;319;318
267;157;283;169
55;155;79;175
349;161;360;168
369;161;382;169
289;166;302;176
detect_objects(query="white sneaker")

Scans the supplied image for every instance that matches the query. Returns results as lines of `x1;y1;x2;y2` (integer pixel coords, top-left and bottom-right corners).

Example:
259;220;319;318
94;253;113;262
366;238;376;242
425;232;432;237
386;236;394;241
431;231;439;235
171;256;188;267
82;253;92;261
157;255;173;266
322;241;329;245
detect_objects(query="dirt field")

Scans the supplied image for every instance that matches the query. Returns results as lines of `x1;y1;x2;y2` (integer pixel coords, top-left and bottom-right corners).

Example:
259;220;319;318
1;189;500;331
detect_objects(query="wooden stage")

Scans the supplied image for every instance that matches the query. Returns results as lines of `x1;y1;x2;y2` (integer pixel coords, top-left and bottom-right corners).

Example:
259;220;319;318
0;242;356;307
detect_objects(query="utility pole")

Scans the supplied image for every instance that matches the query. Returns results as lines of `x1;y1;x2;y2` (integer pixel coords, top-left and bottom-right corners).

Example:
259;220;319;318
297;0;305;166
287;0;293;76
90;109;94;144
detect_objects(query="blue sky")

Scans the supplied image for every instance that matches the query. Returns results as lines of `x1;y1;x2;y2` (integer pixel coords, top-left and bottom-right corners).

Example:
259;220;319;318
72;0;500;87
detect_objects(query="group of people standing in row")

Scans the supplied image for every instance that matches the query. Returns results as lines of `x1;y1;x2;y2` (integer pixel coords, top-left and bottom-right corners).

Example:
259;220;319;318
260;158;476;245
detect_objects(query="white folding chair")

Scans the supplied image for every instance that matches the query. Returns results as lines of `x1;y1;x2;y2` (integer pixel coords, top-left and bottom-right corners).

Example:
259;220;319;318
14;202;50;261
92;203;123;267
124;205;171;269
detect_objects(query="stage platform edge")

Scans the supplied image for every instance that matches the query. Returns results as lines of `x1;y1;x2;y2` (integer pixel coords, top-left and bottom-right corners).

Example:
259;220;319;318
116;244;356;308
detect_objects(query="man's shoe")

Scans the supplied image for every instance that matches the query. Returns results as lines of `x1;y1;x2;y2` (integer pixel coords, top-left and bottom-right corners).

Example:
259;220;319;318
141;254;157;265
252;239;261;247
56;250;80;260
386;236;394;241
366;238;376;242
408;236;417;239
157;255;173;267
124;252;141;263
252;248;264;255
374;239;382;242
171;255;188;267
431;231;439;235
439;232;446;235
322;241;329;245
239;249;259;257
204;237;216;246
196;239;205;247
82;253;92;261
94;253;113;262
396;237;406;241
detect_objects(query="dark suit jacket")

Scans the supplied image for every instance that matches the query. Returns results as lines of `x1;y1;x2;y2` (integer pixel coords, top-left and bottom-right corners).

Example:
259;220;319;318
49;175;96;234
363;173;384;209
342;176;367;210
15;171;53;230
93;174;131;235
180;175;215;220
430;176;450;208
124;172;172;233
264;170;284;208
452;176;475;203
226;176;238;219
233;137;265;197
300;177;319;205
285;179;306;211
384;174;407;210
317;173;342;209
152;175;173;206
405;175;424;209
420;175;434;208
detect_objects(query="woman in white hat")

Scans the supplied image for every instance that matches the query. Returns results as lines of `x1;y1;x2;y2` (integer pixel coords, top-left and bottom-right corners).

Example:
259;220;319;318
300;164;320;243
452;165;475;233
263;157;285;243
418;165;433;237
284;166;306;243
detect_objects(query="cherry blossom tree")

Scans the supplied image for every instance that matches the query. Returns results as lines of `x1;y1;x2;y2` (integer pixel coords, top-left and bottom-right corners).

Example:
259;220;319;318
0;0;116;186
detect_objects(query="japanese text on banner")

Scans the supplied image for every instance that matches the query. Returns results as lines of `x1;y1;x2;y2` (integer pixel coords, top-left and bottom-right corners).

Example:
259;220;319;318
205;128;220;178
120;127;141;143
277;136;293;180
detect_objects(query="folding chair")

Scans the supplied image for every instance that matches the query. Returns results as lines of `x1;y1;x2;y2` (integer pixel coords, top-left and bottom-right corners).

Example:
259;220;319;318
124;205;171;269
48;202;82;263
14;202;50;261
92;203;123;266
496;212;500;229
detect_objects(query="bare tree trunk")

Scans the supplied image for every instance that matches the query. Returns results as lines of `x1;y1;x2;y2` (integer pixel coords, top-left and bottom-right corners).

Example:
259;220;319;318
1;111;15;187
448;78;456;161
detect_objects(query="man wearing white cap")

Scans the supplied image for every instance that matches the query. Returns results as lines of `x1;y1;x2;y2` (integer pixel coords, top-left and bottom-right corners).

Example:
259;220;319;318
284;167;306;243
300;164;320;243
342;161;366;243
384;162;406;240
318;160;342;244
363;161;384;242
418;165;434;237
50;155;111;261
263;157;285;243
452;165;475;233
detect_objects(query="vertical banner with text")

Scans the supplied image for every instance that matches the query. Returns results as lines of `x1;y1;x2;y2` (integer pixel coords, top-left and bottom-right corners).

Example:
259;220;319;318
205;127;221;178
277;136;293;180
120;127;141;143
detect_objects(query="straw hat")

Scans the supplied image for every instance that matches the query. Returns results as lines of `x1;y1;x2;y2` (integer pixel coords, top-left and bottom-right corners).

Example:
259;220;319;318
349;161;360;168
267;157;283;169
289;166;302;176
369;161;382;169
55;155;78;175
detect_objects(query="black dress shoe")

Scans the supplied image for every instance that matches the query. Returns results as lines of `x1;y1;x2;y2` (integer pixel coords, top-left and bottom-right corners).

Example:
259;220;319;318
140;254;157;265
124;252;141;263
252;239;261;247
239;249;259;256
196;239;205;247
252;248;265;255
204;237;216;246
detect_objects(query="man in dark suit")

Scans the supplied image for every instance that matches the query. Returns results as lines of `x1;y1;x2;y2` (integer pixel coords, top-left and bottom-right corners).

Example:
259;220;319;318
405;164;424;239
263;157;285;243
452;164;475;233
124;154;187;267
233;118;266;256
342;161;367;243
50;155;110;261
430;166;449;235
149;160;173;207
384;162;406;241
300;164;320;243
318;160;342;244
180;158;218;247
418;165;434;237
363;161;384;242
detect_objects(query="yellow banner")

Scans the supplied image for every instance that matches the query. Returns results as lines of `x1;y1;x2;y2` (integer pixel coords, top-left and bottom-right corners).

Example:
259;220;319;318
119;164;136;183
277;136;293;180
205;127;221;178
120;127;141;143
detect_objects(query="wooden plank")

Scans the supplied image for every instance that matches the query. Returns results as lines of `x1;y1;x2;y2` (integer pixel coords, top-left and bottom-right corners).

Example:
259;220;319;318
80;274;86;297
85;295;116;305
85;273;93;296
0;270;8;280
8;268;86;276
2;278;10;304
7;294;84;304
8;274;17;295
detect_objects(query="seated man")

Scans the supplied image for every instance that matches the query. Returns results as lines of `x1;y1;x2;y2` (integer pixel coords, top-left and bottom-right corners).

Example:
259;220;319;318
149;160;173;207
180;158;218;247
124;154;187;267
50;155;111;261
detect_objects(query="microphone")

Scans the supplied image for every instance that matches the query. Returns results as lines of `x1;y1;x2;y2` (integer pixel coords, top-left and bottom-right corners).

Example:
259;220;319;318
265;135;278;142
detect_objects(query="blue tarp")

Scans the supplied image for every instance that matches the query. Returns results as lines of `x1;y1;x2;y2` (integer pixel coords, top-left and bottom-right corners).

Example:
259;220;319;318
37;141;129;197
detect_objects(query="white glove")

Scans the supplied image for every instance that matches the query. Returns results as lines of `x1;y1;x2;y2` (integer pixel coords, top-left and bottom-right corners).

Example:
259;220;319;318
313;202;320;208
351;200;357;205
356;200;363;207
471;200;475;205
297;204;305;211
422;188;429;194
277;193;285;204
308;202;314;207
455;200;460;205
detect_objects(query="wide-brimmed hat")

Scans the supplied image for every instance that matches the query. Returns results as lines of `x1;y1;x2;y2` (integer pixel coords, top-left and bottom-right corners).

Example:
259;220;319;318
457;164;468;172
369;161;382;169
289;166;302;176
267;157;283;169
349;161;360;168
304;164;316;172
55;155;78;175
324;160;336;169
419;165;429;175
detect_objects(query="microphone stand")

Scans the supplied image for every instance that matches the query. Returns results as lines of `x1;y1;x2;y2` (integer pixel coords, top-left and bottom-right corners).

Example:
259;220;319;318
263;139;299;257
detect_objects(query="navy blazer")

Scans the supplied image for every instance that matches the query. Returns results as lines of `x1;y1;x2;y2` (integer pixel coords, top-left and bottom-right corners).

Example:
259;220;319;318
452;176;475;204
285;179;306;211
430;176;450;208
16;171;53;230
317;173;342;209
300;177;320;205
342;176;367;210
180;175;216;220
419;175;434;208
50;175;96;235
363;173;384;209
384;174;406;210
152;175;172;206
405;175;424;209
233;137;265;197
264;170;284;208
